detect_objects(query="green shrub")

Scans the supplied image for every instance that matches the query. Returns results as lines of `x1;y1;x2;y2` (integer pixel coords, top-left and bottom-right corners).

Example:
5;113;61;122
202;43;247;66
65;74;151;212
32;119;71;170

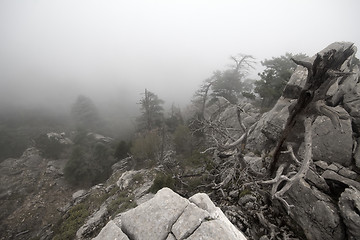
183;176;204;194
173;125;193;156
34;133;67;159
64;132;115;187
131;131;161;161
149;172;175;193
181;151;209;169
114;140;131;159
53;203;90;240
239;189;252;198
64;146;96;186
132;172;144;183
108;192;137;216
0;126;29;161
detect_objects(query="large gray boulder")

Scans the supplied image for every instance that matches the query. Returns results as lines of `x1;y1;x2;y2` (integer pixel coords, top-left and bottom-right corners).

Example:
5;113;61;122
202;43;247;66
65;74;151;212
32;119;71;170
332;65;359;106
93;188;247;240
343;74;360;135
186;220;238;240
338;187;360;240
283;65;308;99
189;193;247;240
311;110;353;166
247;98;293;153
171;203;210;239
93;220;129;240
285;179;345;240
120;188;189;240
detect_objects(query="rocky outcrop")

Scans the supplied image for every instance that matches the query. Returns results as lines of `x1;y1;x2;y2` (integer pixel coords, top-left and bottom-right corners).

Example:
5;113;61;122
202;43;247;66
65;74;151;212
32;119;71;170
311;110;353;166
93;220;129;240
0;148;73;240
248;42;358;166
286;179;345;240
247;98;294;153
46;132;73;145
76;203;109;239
93;188;247;240
342;65;360;134
246;42;360;240
338;187;360;240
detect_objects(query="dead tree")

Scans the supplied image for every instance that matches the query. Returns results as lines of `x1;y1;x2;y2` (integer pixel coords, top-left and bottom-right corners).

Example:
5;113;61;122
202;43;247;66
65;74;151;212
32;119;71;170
193;96;259;195
265;43;355;213
194;79;214;120
230;54;256;75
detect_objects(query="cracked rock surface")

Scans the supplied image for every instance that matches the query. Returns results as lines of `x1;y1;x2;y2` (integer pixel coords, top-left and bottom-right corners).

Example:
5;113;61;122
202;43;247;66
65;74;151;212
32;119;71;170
93;188;247;240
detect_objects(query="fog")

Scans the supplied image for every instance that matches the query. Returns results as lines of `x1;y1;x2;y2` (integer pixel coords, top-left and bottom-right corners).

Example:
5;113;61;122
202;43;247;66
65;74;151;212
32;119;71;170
0;0;359;124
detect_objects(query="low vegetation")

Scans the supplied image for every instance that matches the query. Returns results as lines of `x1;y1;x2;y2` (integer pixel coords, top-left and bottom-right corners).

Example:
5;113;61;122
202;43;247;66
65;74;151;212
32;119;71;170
64;131;116;187
52;203;90;240
108;192;137;216
149;172;175;193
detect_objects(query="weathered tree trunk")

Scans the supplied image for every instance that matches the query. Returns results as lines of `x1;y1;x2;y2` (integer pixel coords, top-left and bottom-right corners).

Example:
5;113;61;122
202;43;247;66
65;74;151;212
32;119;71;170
200;82;212;120
144;88;152;131
270;44;355;175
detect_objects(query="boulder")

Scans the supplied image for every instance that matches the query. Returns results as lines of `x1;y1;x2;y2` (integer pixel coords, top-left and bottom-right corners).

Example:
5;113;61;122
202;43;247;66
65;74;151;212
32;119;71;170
285;179;345;240
46;159;66;176
116;170;140;190
283;65;308;99
120;188;189;240
189;193;247;240
311;110;353;166
46;132;73;145
238;194;257;206
338;167;358;180
87;132;114;143
332;65;359;106
322;170;360;191
95;188;247;240
305;169;330;193
247;98;294;153
338;187;360;240
72;189;87;200
21;147;43;169
171;203;210;239
92;220;129;240
243;154;263;173
186;220;239;240
314;160;328;170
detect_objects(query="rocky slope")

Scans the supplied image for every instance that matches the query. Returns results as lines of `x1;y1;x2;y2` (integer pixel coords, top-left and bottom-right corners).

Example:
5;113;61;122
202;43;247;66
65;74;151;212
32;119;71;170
0;147;74;239
1;42;360;240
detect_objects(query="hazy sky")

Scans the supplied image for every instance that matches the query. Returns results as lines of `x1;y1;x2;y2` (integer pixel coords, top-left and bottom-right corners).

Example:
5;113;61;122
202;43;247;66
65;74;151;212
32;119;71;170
0;0;359;113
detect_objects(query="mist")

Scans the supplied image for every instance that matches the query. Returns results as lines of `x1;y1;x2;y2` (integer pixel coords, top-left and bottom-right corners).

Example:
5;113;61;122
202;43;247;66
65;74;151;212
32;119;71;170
1;0;359;131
